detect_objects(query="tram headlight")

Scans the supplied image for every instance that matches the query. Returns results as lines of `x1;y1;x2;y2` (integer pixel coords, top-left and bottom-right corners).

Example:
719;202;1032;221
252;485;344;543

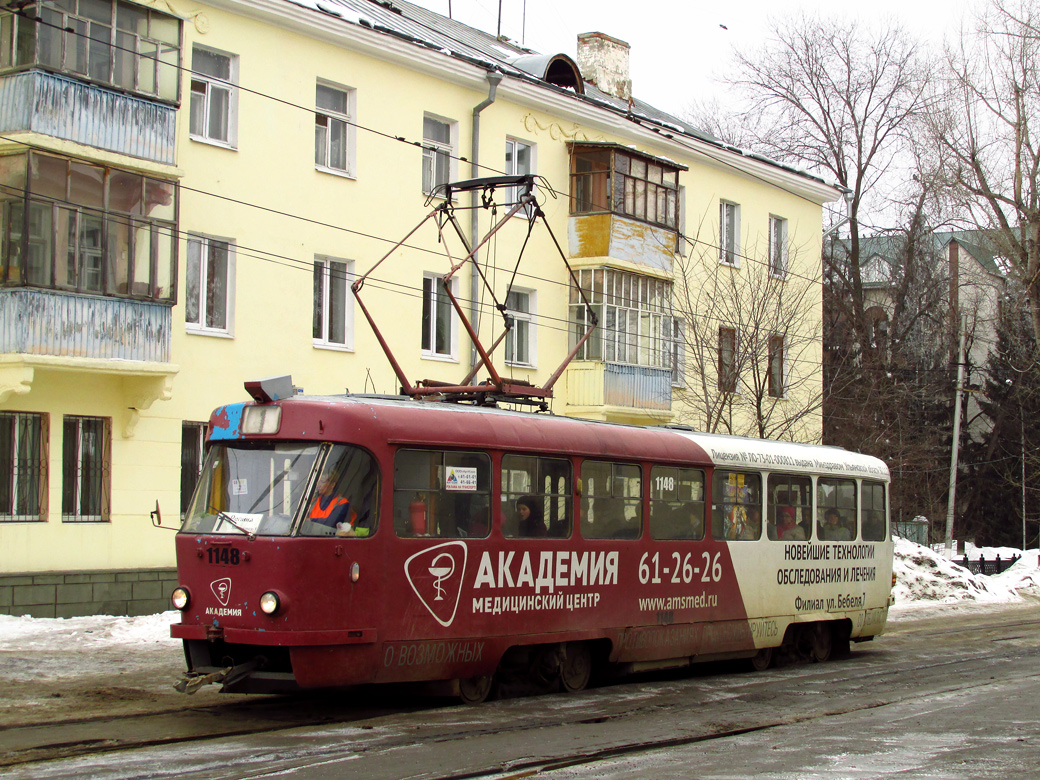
259;591;281;615
172;587;191;611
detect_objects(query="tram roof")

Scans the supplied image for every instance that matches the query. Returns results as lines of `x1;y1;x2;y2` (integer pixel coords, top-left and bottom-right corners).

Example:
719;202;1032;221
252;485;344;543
225;394;889;481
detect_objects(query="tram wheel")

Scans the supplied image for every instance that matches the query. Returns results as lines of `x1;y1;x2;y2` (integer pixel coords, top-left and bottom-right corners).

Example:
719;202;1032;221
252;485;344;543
750;647;773;671
811;624;833;663
457;674;494;704
560;642;592;693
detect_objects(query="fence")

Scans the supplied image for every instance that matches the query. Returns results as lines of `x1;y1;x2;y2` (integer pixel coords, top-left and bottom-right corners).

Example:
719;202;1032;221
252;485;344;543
958;555;1020;576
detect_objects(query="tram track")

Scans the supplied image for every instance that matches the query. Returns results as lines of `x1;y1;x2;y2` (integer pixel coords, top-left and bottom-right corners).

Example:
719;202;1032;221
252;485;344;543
4;610;1038;775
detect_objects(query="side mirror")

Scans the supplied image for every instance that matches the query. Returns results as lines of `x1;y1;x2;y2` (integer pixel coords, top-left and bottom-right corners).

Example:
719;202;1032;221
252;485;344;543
151;500;177;531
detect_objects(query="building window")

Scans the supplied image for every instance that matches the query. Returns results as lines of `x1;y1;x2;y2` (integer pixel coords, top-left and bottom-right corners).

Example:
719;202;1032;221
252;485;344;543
0;0;182;102
180;421;206;517
768;335;786;398
570;267;674;368
189;46;236;146
769;215;787;277
422;274;457;359
0;152;177;301
504;289;535;366
0;411;47;522
720;201;739;266
422;114;456;195
313;257;353;349
505;138;534;214
569;144;682;230
719;327;737;393
315;82;355;176
186;235;233;334
62;415;109;522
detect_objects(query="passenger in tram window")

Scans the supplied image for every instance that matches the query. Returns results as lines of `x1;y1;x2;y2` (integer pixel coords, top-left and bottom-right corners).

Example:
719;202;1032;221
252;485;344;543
516;496;547;538
819;508;852;541
745;508;762;540
777;506;806;541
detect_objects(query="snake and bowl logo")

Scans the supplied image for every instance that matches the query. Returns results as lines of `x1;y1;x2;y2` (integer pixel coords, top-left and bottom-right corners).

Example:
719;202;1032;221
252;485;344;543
210;577;232;607
404;541;467;627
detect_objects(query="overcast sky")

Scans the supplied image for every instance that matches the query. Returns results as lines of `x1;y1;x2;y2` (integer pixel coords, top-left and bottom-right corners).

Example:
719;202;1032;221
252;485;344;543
410;0;981;116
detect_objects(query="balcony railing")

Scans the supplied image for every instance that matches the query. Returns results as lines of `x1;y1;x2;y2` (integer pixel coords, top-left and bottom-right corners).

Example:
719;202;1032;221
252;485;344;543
0;288;170;363
566;361;673;412
0;71;176;164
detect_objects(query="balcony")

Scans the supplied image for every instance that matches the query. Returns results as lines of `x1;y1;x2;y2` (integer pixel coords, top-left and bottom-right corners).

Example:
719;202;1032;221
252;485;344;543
0;288;170;362
0;71;176;164
564;361;674;423
0;288;176;436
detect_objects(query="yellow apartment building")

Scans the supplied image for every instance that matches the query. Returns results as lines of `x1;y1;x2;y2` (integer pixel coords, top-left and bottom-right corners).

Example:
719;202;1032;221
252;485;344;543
0;0;838;615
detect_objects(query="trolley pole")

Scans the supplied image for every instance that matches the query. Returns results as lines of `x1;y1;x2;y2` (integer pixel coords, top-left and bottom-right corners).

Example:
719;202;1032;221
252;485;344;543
944;315;968;559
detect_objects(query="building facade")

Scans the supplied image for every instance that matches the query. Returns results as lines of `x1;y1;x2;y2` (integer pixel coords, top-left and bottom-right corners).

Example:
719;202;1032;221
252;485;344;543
0;0;837;615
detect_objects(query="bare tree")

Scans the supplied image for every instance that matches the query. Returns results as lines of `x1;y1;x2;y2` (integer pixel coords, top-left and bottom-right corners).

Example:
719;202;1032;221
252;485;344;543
730;15;930;361
673;222;823;441
925;0;1040;351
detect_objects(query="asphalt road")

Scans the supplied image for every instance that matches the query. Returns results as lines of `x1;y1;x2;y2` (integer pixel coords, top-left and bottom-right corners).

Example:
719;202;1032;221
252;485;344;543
2;601;1038;779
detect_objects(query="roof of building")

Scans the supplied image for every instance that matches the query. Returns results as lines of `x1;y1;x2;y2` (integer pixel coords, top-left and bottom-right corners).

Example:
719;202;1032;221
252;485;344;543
854;229;1005;286
280;0;831;189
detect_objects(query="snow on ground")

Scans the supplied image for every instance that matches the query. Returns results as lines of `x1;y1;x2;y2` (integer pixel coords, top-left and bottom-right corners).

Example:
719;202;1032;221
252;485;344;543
0;540;1038;655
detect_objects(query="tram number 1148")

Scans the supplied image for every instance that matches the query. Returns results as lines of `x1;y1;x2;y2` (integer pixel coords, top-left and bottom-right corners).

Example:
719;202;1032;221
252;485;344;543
638;551;722;585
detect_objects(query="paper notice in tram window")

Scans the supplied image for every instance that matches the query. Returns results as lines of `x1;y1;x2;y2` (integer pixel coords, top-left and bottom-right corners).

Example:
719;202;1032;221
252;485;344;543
445;467;478;491
215;512;263;534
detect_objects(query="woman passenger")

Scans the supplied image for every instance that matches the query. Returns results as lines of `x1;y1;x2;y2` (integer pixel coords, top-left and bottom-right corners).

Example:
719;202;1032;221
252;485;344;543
516;496;547;537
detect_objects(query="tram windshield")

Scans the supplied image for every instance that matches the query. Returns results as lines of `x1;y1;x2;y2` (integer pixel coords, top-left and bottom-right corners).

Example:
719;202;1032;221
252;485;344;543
181;443;321;537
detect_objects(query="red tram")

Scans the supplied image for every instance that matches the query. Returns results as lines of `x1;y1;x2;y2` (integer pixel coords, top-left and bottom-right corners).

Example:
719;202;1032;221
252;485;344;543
170;378;894;701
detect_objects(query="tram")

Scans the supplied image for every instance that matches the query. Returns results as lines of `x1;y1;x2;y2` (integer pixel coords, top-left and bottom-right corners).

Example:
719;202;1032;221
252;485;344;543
170;376;894;701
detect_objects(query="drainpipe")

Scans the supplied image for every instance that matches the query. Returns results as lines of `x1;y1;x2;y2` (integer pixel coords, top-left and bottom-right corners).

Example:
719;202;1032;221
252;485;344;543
470;69;504;369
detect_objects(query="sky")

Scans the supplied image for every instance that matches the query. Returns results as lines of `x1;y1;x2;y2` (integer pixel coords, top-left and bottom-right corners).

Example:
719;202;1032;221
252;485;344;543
409;0;980;116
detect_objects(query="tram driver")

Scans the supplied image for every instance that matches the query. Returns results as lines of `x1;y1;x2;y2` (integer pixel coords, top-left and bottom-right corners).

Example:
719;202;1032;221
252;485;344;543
308;473;357;536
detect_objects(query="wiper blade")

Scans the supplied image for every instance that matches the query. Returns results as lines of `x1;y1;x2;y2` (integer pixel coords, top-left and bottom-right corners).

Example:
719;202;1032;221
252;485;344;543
216;511;256;541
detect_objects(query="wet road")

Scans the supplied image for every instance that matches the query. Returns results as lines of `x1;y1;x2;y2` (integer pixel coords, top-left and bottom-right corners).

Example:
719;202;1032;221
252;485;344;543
2;602;1038;779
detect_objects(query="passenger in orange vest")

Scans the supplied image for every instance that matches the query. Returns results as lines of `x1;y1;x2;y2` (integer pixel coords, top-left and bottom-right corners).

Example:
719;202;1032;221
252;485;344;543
309;474;355;534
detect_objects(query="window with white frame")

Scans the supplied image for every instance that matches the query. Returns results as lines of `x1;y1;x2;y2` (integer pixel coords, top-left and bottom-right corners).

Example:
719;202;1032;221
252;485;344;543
186;235;234;335
315;82;355;176
180;421;206;518
189;46;236;146
62;415;109;522
313;256;353;349
769;215;788;277
505;138;534;214
719;326;738;393
0;411;47;522
504;289;535;366
422;114;456;195
719;201;740;266
421;274;457;359
569;268;674;368
768;334;786;398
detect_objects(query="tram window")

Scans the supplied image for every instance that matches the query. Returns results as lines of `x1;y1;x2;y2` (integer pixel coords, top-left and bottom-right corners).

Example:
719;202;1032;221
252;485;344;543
766;473;811;541
580;461;641;540
299;444;380;538
501;454;572;538
182;443;320;536
711;470;761;540
650;466;704;540
817;477;857;541
861;481;887;541
392;449;491;539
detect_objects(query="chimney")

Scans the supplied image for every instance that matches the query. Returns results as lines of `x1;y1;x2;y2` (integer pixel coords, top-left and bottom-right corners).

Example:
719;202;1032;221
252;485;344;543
576;32;631;102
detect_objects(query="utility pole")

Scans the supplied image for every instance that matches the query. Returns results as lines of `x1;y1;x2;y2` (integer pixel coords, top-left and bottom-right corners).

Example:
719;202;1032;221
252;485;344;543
944;314;967;558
